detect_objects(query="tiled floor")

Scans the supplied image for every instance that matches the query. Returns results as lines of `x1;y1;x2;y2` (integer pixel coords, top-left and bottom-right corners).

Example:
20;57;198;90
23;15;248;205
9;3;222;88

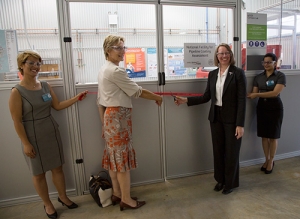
1;157;300;219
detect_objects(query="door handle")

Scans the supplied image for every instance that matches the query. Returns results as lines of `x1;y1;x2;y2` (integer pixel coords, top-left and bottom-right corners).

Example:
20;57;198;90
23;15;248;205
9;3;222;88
158;72;162;86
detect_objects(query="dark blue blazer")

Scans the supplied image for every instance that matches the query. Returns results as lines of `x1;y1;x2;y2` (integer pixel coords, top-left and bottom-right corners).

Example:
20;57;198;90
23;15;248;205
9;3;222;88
187;65;246;127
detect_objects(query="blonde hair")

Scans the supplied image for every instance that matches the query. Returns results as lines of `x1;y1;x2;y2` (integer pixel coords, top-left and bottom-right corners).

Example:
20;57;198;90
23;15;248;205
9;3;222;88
103;35;125;59
17;50;42;75
214;43;235;66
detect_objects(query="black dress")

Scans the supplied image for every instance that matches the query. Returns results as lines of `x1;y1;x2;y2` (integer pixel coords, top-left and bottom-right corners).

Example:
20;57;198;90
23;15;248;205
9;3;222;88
253;70;286;139
256;97;283;138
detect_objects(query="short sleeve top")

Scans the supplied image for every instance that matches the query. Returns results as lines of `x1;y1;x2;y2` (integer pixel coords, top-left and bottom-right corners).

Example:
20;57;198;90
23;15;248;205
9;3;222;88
253;70;286;97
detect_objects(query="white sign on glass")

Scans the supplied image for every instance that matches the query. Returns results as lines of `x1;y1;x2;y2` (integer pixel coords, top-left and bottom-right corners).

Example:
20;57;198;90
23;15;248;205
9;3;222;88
184;43;215;68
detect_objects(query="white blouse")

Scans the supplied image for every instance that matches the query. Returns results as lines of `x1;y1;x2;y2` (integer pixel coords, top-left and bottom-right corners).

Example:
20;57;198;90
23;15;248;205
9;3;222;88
215;65;229;106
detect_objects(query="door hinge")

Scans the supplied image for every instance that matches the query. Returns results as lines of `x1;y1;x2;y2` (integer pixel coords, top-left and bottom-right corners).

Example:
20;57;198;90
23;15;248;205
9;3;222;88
75;159;83;164
63;37;72;42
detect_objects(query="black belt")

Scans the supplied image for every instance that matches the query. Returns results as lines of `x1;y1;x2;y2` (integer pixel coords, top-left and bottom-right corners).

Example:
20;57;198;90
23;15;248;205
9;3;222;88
260;97;280;102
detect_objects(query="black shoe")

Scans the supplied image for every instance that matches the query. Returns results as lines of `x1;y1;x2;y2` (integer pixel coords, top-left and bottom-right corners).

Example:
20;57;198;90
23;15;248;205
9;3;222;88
214;182;224;191
265;161;275;174
58;197;78;209
222;189;233;195
44;206;57;219
260;165;266;171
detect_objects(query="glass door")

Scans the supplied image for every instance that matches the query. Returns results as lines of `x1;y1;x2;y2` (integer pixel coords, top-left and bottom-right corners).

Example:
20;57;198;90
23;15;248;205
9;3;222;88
61;0;238;193
68;1;164;191
161;4;236;178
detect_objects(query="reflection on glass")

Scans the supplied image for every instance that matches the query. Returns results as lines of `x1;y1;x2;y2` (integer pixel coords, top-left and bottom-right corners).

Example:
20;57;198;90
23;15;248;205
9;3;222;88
163;5;233;80
70;3;157;84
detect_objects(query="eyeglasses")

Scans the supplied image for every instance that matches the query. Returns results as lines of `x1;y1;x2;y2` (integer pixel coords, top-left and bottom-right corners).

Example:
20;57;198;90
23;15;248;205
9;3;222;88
110;46;127;51
261;61;275;65
217;52;230;57
25;61;42;67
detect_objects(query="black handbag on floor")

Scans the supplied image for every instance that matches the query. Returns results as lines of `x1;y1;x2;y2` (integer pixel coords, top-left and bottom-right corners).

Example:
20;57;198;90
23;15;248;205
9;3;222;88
89;171;112;207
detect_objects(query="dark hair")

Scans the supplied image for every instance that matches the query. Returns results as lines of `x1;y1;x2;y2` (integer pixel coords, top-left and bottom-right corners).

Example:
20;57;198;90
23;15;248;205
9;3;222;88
263;53;277;62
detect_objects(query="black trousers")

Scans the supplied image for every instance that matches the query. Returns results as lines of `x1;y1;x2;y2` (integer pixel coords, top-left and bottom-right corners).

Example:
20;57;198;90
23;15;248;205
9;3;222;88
210;105;242;190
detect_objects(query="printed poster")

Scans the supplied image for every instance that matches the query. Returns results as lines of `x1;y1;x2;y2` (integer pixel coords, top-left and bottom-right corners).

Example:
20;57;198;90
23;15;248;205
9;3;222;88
167;48;186;76
124;48;146;78
146;48;168;77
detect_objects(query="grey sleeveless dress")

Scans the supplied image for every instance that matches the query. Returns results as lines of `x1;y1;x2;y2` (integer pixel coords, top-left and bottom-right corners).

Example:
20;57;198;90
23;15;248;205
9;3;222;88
14;81;64;175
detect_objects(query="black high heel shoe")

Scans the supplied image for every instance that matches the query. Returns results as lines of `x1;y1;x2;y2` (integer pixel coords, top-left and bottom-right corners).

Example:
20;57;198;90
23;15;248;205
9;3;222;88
44;206;57;219
58;197;78;209
265;161;275;174
260;164;267;171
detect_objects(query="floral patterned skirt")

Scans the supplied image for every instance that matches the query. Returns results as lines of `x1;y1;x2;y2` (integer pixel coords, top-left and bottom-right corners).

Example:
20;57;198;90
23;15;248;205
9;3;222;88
102;107;137;172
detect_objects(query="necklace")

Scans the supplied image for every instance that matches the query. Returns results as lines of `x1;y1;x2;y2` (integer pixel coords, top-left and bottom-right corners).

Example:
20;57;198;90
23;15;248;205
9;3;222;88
31;82;38;88
22;81;38;88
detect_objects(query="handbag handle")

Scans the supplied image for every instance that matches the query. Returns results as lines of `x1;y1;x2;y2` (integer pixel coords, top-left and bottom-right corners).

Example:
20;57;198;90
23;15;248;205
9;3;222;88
96;170;109;178
95;171;112;187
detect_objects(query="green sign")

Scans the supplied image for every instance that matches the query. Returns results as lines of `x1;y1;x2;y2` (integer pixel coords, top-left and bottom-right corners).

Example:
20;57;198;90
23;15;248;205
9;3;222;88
247;24;267;40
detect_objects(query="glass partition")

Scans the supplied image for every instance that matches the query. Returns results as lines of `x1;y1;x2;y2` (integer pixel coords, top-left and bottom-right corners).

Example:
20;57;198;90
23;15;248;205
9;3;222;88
162;5;234;80
0;0;61;81
243;0;300;70
69;2;157;84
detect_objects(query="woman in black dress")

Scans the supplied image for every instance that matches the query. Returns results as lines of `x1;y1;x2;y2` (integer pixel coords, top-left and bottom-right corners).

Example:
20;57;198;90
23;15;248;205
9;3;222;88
248;53;286;174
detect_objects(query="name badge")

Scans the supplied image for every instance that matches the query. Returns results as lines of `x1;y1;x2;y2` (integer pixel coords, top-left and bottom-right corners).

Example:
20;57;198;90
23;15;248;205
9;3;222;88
42;93;52;102
266;80;275;86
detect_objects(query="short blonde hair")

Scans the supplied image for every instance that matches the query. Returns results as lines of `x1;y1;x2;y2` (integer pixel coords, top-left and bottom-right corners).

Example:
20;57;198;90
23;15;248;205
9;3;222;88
214;43;235;66
17;50;42;75
103;35;125;59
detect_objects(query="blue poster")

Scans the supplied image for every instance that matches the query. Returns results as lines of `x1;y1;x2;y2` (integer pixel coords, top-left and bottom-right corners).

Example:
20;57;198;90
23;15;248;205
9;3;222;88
167;48;186;76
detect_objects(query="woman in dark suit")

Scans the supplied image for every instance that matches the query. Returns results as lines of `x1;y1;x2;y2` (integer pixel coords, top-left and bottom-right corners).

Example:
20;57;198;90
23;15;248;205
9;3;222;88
175;43;246;194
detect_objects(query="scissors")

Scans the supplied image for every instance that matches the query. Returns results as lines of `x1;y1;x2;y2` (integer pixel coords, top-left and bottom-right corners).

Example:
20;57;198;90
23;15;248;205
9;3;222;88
170;91;176;101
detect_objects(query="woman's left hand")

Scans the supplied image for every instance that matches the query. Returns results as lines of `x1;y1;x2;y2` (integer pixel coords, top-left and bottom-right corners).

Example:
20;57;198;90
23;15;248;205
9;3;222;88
247;93;257;99
235;126;244;139
77;90;88;101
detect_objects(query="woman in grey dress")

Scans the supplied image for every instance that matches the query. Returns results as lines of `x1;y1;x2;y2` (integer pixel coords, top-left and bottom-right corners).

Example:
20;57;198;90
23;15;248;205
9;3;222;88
9;51;87;219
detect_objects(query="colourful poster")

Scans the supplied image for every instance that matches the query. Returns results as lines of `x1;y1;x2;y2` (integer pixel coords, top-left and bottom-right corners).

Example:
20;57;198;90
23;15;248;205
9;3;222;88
146;48;168;77
167;48;186;76
124;48;146;78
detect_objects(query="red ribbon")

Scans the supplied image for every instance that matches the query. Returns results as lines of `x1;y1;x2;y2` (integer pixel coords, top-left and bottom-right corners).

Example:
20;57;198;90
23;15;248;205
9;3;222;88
83;91;202;97
154;92;202;97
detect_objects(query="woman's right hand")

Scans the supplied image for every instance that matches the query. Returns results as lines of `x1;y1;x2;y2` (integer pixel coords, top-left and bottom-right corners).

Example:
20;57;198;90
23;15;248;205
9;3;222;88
77;90;88;101
24;144;36;159
174;96;187;106
155;96;163;106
